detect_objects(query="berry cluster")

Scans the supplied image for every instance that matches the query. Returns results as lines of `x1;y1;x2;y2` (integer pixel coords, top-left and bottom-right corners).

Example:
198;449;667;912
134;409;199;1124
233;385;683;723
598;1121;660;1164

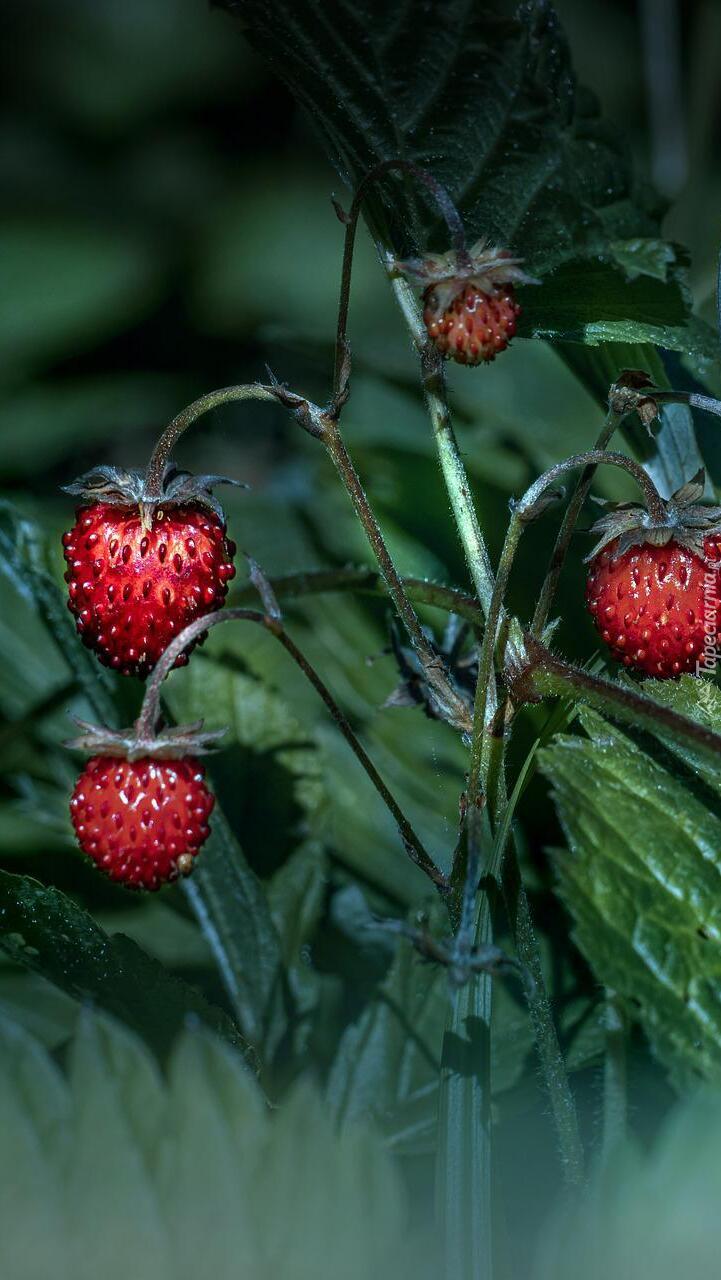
62;462;239;890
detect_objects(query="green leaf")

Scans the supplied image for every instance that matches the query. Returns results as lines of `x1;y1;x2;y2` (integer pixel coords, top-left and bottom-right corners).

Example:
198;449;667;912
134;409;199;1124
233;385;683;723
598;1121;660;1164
0;870;249;1062
539;687;721;1086
224;0;688;343
535;1091;721;1280
558;342;709;498
0;503;118;727
0;1009;436;1280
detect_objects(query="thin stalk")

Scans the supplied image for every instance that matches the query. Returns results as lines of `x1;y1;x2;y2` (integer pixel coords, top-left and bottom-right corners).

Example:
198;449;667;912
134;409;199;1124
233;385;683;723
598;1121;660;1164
334;158;469;396
653;389;721;420
438;804;496;1280
322;417;473;733
231;567;484;628
601;990;628;1163
466;511;524;804
391;274;495;618
144;384;277;500
532;409;624;635
518;449;667;524
137;607;446;890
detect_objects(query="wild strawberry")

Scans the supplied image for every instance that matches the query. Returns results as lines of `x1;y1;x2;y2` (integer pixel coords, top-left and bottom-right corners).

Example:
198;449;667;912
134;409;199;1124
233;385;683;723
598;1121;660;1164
62;464;237;678
67;717;224;890
422;283;520;365
585;473;721;677
71;756;213;891
397;239;537;366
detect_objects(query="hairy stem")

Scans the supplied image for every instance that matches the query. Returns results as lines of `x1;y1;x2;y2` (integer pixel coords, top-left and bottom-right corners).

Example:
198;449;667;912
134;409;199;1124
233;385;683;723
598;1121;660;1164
322;417;473;733
144;384;277;501
391;275;496;618
334;158;468;396
232;567;484;628
136;608;445;889
516;635;721;761
531;409;624;635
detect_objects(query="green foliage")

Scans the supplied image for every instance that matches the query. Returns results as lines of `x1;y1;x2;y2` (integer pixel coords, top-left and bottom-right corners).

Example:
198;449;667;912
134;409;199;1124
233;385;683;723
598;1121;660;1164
535;1090;721;1279
0;870;249;1062
0;1009;436;1280
540;678;721;1085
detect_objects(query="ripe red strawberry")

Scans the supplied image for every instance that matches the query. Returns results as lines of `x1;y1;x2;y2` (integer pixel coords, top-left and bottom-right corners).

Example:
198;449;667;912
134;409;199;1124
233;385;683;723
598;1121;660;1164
70;754;214;891
62;464;237;677
397;238;537;367
423;282;520;365
586;474;721;677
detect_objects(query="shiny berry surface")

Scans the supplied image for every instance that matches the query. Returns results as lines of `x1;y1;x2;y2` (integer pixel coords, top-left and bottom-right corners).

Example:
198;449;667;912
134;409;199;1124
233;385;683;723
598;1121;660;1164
62;503;236;677
586;536;721;677
70;755;214;890
422;283;521;364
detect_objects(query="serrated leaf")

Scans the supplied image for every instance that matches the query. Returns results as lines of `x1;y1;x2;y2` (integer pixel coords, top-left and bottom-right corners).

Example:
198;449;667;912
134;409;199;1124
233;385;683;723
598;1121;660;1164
535;1091;721;1280
224;0;690;347
539;692;721;1086
0;870;249;1062
0;1010;435;1280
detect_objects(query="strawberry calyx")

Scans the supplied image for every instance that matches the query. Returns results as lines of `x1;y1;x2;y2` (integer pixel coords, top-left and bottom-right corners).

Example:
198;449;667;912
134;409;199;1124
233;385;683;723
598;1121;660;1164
587;470;721;564
395;237;539;312
65;714;226;763
62;461;244;526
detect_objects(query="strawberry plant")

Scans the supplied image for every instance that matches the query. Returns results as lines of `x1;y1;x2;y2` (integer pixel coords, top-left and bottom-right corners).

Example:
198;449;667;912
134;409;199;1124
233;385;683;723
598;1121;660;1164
3;2;721;1278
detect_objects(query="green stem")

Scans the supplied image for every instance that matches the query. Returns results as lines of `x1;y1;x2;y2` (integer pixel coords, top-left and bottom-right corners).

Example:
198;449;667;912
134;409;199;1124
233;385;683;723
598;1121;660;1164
322;418;473;733
438;806;495;1280
144;383;277;500
601;990;627;1164
518;636;721;760
391;274;496;618
231;567;484;628
531;409;624;635
467;512;523;804
137;607;445;890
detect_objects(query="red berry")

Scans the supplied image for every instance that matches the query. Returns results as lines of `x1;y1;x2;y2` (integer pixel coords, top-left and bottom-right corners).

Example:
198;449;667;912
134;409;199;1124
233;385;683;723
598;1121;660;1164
62;503;236;677
586;535;721;677
423;283;521;365
70;755;214;890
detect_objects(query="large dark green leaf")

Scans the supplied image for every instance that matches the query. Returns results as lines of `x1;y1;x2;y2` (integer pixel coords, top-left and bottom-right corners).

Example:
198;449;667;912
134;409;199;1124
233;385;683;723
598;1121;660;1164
540;680;721;1086
0;870;249;1062
221;0;692;349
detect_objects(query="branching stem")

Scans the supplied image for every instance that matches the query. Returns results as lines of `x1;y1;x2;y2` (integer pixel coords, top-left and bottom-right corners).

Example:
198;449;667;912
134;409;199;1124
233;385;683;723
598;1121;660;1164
136;608;446;889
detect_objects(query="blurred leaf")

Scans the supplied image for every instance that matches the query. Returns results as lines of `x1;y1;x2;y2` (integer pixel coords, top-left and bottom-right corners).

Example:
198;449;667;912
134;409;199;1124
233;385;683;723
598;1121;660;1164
535;1091;721;1280
0;870;249;1062
540;685;721;1086
0;1009;436;1280
0;221;160;381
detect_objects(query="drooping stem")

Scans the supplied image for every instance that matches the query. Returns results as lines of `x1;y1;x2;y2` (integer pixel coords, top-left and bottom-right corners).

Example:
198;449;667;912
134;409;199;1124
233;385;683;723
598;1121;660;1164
392;274;496;618
466;511;524;805
322;417;473;733
518;449;667;525
531;409;624;635
334;158;468;395
136;607;446;890
144;384;278;501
